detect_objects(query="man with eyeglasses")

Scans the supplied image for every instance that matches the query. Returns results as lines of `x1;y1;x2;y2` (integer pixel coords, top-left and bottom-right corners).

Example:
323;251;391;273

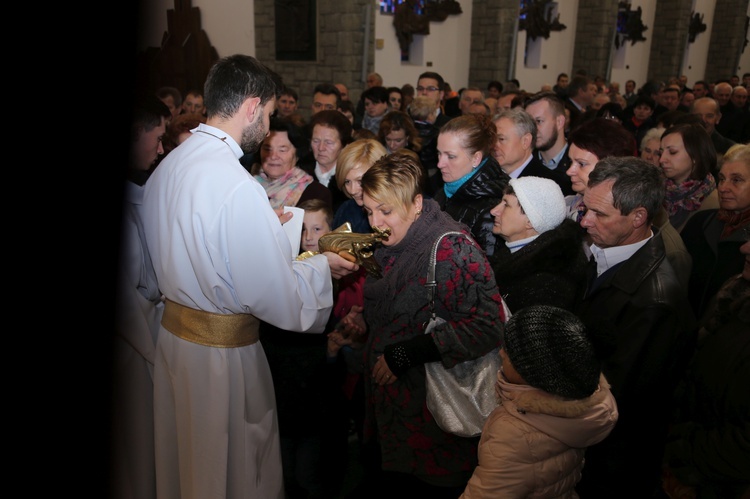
416;71;452;127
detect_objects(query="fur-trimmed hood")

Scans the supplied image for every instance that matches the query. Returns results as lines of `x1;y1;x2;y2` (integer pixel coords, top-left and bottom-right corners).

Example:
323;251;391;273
496;372;618;448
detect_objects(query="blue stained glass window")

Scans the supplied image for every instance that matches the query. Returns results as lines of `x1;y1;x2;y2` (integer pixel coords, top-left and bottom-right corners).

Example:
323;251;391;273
380;0;426;15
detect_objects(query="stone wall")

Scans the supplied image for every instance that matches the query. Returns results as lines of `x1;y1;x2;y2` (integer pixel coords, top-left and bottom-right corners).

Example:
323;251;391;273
253;0;747;109
254;0;373;121
571;0;620;80
468;0;518;88
647;0;692;84
705;0;748;81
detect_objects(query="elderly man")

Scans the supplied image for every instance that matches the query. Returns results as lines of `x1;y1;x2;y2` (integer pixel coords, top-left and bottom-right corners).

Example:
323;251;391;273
731;84;748;110
691;96;737;154
334;83;349;102
458;87;485;115
713;81;747;141
492;108;572;195
574;156;697;499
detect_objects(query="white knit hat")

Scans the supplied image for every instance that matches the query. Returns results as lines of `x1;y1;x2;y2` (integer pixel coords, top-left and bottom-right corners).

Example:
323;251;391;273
509;176;565;234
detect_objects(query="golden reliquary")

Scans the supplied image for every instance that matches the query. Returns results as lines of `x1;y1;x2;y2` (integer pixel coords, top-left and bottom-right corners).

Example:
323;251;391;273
297;223;391;278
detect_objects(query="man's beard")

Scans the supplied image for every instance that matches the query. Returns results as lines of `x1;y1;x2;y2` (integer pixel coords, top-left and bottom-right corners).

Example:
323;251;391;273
536;127;558;152
240;112;267;154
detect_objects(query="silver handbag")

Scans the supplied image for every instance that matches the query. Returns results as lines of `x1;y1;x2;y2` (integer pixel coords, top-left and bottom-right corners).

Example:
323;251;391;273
423;231;508;438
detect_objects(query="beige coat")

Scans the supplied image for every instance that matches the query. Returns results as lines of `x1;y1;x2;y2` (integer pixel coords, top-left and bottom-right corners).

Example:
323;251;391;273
461;373;618;499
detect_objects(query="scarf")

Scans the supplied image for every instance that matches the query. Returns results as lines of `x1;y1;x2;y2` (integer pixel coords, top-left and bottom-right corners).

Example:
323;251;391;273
362;113;385;135
566;194;586;222
363;198;465;321
717;207;750;239
664;174;716;228
443;157;488;198
255;166;314;209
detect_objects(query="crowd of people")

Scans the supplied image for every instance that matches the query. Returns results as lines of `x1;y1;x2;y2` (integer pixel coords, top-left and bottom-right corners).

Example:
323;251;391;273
116;58;749;499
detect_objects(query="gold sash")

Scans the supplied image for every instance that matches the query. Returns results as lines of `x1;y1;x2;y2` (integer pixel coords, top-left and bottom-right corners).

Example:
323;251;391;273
161;299;259;348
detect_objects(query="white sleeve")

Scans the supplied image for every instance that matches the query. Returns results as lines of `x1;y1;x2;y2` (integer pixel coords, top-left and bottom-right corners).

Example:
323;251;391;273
219;180;333;333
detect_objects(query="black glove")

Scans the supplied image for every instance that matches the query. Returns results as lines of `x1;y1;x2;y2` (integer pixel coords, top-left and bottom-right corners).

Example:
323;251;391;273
383;334;441;376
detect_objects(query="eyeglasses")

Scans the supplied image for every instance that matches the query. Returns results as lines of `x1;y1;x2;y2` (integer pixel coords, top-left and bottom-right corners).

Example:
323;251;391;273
416;86;440;92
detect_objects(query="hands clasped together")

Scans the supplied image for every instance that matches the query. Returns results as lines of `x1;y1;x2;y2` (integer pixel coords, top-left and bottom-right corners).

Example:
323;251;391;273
333;305;396;386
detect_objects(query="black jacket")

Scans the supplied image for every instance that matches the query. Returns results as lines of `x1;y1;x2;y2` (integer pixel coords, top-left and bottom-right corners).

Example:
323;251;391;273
433;155;510;257
519;154;575;196
680;209;748;320
298;152;348;213
575;229;697;498
490;218;588;313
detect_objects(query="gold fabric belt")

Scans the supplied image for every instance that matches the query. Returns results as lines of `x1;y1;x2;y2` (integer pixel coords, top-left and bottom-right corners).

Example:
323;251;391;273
161;299;259;348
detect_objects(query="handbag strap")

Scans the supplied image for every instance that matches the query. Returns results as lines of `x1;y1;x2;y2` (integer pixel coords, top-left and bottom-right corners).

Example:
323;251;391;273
426;231;473;317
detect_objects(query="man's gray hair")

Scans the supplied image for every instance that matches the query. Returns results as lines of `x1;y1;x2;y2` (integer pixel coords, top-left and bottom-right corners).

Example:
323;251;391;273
493;107;537;145
587;156;665;222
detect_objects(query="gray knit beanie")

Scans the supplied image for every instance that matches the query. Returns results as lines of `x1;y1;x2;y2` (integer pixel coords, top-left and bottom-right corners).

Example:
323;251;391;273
503;305;600;399
509;176;565;234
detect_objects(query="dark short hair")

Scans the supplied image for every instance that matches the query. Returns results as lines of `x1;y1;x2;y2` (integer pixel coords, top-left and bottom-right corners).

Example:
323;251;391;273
204;54;282;119
568;76;591;97
362;86;390;104
280;86;299;101
658;110;688;129
308;109;353;148
672;113;703;127
488;80;503;93
587;156;665;222
568;118;635;159
267;116;310;155
387;86;404;106
339;100;355;115
596;103;625;122
156;86;183;107
132;95;171;135
417;71;444;90
633;95;656;110
313;83;342;109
